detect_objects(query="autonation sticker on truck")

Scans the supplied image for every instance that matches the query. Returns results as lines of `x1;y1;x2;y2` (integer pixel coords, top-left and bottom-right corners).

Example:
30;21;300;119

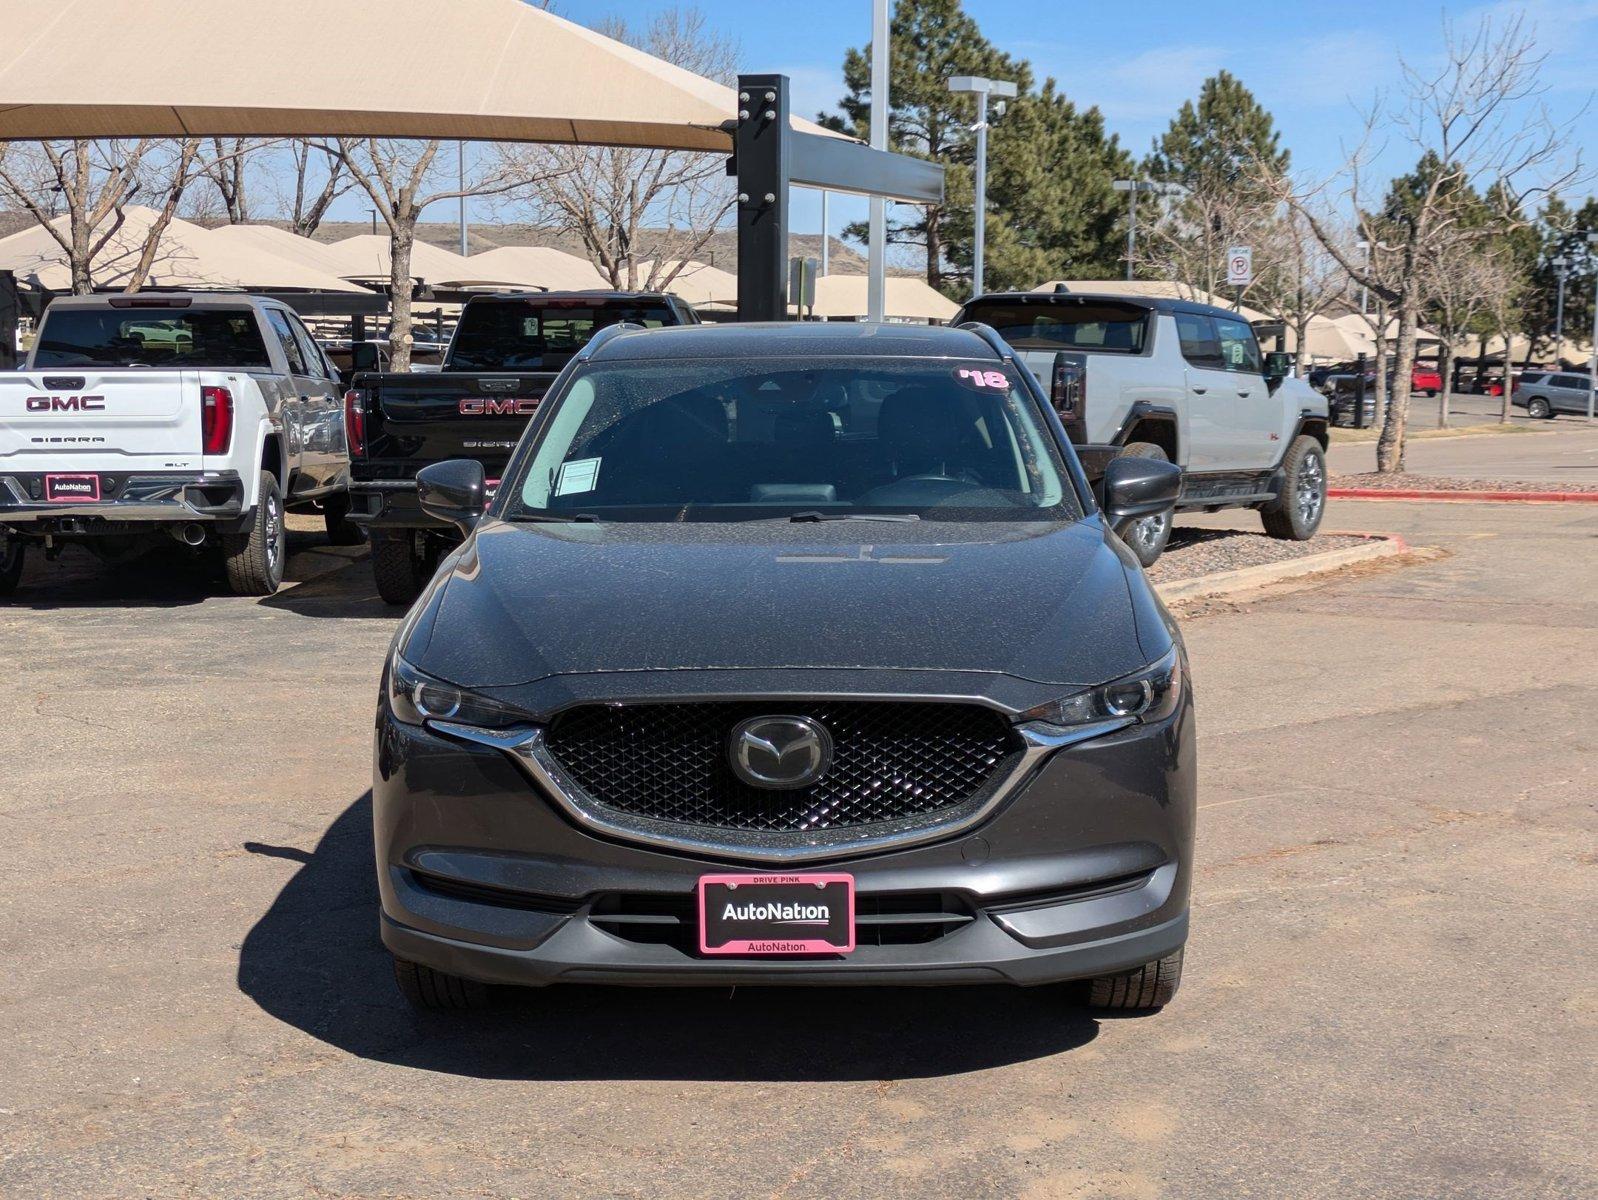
697;874;855;955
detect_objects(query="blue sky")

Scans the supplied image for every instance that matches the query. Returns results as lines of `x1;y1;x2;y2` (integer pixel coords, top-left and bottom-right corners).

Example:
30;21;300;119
566;0;1597;244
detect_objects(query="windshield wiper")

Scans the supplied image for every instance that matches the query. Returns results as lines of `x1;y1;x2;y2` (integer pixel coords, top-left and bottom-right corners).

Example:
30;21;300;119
788;511;921;524
507;512;604;523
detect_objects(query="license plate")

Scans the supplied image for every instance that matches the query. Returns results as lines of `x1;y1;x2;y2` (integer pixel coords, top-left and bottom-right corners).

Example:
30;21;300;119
697;873;855;956
44;473;101;502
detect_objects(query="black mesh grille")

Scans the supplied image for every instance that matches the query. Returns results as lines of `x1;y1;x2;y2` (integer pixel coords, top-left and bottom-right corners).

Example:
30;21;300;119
543;701;1020;833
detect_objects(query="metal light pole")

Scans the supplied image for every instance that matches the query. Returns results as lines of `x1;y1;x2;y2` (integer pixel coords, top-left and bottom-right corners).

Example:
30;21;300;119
866;0;889;322
1551;255;1570;368
1113;179;1187;281
819;189;830;276
948;74;1017;299
1587;232;1597;421
1357;239;1371;316
458;141;469;257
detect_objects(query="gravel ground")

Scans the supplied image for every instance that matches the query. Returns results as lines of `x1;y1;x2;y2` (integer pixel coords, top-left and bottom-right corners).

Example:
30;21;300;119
1331;472;1598;493
1146;528;1376;584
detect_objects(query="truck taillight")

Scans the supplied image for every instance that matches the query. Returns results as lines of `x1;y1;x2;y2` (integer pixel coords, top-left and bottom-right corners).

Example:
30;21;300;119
344;389;366;457
1051;353;1084;422
200;385;233;454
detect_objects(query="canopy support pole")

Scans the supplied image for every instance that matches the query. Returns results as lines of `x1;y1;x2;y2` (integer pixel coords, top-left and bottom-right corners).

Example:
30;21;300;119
734;74;944;323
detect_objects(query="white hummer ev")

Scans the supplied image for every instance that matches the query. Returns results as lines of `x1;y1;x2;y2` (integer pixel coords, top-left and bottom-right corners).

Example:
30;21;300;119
0;293;357;597
955;292;1331;565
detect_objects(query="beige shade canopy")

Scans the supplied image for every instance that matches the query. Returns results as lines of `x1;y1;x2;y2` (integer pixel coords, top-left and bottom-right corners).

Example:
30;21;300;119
640;260;741;308
454;246;610;292
315;235;492;286
793;275;959;322
0;206;368;292
0;0;839;151
205;223;363;278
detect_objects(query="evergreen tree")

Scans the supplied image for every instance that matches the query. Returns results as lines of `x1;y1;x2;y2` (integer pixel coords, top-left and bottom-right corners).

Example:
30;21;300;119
946;80;1133;288
1144;70;1288;195
1522;194;1598;364
823;0;1030;292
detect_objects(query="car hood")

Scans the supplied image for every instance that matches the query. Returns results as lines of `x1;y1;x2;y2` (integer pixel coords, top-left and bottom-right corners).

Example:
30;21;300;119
405;517;1156;694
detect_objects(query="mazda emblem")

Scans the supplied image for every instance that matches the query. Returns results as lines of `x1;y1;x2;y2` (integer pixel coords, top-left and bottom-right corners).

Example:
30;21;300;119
728;715;833;790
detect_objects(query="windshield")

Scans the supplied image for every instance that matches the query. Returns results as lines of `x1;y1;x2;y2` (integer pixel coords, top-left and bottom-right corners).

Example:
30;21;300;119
32;307;270;369
962;301;1149;354
447;299;679;370
501;356;1080;523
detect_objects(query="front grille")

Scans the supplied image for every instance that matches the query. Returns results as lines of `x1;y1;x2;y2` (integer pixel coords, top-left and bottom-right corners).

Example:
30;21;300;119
543;701;1020;834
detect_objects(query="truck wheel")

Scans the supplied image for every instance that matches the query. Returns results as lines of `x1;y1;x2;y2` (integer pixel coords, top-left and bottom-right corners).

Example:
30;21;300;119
1087;947;1183;1011
222;472;287;596
322;493;365;546
371;531;431;606
1526;397;1551;419
1261;435;1327;541
393;956;490;1012
0;535;24;598
1113;442;1174;568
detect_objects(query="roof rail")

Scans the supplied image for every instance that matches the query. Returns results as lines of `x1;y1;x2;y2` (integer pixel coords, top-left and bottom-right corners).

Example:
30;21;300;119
579;321;646;361
955;320;1010;361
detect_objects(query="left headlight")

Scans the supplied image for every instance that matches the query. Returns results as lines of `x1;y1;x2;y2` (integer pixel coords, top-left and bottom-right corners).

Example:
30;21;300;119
1019;646;1183;729
386;654;531;729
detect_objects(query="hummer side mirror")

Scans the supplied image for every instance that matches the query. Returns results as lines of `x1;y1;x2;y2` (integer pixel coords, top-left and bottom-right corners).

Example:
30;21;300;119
1263;351;1293;384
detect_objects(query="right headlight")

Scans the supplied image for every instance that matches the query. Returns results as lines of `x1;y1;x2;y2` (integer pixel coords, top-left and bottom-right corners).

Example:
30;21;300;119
386;653;531;730
1019;645;1183;728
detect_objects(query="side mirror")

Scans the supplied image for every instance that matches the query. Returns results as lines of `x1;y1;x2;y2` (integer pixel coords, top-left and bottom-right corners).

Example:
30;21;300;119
1103;454;1181;531
1263;350;1293;382
350;341;381;373
417;459;487;536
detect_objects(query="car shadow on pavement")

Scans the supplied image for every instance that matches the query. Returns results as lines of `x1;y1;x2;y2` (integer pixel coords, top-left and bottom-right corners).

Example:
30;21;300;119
238;793;1101;1082
257;553;399;620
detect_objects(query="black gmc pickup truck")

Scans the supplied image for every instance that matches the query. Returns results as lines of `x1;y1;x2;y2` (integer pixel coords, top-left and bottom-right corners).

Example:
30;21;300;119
344;291;699;603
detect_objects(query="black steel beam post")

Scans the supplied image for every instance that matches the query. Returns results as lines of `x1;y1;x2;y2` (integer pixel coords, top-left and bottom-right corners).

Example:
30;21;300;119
0;270;17;369
735;74;791;323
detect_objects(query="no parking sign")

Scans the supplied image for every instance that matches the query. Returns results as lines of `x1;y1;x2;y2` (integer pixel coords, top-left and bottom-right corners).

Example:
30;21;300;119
1226;246;1253;286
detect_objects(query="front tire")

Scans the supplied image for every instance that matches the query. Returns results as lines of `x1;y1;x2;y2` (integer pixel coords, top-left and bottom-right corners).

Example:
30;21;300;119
393;957;491;1012
1526;397;1552;419
0;534;24;598
221;471;287;595
1261;436;1326;541
1088;947;1184;1011
1113;442;1174;568
371;530;432;606
322;493;365;546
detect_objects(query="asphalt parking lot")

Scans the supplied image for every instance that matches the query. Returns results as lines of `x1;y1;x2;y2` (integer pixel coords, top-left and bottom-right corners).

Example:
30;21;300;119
2;496;1594;1198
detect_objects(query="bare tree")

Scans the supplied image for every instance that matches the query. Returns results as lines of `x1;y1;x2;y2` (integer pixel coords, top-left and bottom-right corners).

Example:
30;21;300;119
1478;258;1525;422
283;140;353;238
496;8;737;291
199;137;264;224
1139;182;1268;302
327;139;535;371
1274;15;1581;471
1249;204;1350;374
1423;241;1511;427
0;138;208;294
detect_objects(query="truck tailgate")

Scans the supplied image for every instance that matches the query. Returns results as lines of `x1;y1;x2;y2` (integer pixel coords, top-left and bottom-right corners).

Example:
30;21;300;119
0;370;204;472
362;372;553;477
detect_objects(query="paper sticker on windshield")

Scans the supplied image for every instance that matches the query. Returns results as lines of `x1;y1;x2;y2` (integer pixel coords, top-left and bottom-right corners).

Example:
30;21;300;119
554;457;601;496
954;367;1010;391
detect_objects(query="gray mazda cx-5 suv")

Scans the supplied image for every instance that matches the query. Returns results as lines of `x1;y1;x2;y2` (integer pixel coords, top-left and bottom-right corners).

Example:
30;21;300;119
373;321;1194;1012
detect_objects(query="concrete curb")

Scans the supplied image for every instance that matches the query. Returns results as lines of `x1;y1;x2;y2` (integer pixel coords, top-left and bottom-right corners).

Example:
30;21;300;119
1155;533;1409;604
1329;488;1598;503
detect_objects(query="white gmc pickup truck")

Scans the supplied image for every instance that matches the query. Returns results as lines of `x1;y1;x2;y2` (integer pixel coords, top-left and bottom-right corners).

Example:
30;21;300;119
954;291;1332;565
0;293;356;596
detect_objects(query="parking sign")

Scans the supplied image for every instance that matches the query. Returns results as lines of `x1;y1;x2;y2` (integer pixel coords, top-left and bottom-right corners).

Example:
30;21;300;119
1227;246;1253;286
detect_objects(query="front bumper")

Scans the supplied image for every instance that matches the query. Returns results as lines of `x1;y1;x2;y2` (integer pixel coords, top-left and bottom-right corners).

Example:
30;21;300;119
0;471;246;534
374;694;1196;988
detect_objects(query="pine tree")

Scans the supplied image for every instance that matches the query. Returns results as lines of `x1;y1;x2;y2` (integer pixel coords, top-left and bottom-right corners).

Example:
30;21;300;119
822;0;1030;292
946;79;1133;288
1144;70;1288;195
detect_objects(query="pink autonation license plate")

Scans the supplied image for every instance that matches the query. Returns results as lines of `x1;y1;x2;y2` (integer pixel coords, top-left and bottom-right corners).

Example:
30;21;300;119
697;873;855;956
